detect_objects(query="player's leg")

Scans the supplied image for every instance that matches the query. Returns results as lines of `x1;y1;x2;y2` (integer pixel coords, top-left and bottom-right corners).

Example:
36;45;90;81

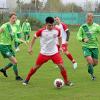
85;56;95;80
8;56;23;80
23;53;50;85
0;45;13;77
15;41;20;52
51;53;73;86
0;63;13;77
83;47;95;80
92;48;99;67
24;32;27;41
27;33;30;42
93;59;98;67
4;45;22;80
62;44;77;69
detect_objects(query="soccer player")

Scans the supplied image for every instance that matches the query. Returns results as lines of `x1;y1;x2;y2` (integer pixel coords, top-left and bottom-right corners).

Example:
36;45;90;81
77;13;100;80
54;17;77;69
14;19;27;52
14;18;22;52
0;12;23;81
22;19;31;43
23;17;73;86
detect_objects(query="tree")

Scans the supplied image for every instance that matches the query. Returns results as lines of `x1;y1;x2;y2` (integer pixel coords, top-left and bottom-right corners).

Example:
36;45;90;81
43;0;64;12
16;0;24;13
43;0;83;12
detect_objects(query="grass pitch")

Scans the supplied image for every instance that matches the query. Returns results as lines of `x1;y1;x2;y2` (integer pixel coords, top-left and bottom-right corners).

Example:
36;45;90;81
0;26;100;100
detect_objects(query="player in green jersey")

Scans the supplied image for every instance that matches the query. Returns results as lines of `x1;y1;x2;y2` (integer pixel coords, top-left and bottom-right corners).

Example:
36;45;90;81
0;12;23;81
22;19;31;43
14;19;22;52
77;13;100;80
14;19;27;52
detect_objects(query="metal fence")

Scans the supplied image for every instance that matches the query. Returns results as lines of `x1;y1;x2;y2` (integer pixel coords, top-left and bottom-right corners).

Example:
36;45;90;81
17;12;100;25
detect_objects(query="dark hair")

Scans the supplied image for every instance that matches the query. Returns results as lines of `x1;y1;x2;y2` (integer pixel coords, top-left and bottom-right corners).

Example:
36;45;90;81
9;12;16;18
45;17;54;24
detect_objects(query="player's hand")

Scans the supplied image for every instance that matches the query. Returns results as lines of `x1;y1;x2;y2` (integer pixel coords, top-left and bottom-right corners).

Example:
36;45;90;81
83;38;89;43
28;47;33;55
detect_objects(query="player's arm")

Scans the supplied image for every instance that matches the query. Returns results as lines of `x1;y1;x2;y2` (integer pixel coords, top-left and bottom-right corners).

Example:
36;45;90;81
77;26;89;43
0;28;4;34
58;29;62;52
97;25;100;35
66;30;70;41
28;29;42;54
62;23;70;42
28;35;36;54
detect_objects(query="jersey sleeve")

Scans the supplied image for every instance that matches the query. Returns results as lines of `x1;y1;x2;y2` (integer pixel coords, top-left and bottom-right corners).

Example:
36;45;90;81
77;26;84;42
34;29;42;38
0;24;6;32
97;25;100;35
62;23;69;31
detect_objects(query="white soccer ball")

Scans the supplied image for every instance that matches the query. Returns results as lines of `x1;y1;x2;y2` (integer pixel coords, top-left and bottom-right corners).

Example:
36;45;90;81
54;78;64;89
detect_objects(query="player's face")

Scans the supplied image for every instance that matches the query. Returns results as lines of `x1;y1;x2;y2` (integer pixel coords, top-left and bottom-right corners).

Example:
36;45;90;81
54;17;60;24
87;14;94;24
46;23;54;30
10;15;17;24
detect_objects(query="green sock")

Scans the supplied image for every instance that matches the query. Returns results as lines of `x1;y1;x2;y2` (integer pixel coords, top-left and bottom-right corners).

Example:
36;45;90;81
27;35;30;40
88;64;93;75
13;64;18;77
4;63;13;70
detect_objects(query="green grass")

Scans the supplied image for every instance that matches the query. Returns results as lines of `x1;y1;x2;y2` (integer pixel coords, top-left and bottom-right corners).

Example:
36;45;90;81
0;27;100;100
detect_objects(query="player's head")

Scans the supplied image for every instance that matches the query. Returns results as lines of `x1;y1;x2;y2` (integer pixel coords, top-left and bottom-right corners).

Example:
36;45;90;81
25;19;28;22
45;17;54;30
86;12;94;25
9;12;17;24
54;17;61;24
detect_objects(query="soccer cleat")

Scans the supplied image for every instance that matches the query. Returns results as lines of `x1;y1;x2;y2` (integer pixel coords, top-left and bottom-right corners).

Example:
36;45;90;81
16;76;23;81
0;68;8;77
73;62;77;70
15;48;20;52
22;80;29;85
65;81;74;86
91;75;96;80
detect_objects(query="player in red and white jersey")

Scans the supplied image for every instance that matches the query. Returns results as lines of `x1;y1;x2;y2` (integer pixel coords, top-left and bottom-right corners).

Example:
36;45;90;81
55;17;77;69
23;17;73;86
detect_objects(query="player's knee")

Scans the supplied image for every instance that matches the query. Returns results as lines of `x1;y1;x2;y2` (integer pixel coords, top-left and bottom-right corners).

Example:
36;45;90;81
94;62;98;66
13;60;17;65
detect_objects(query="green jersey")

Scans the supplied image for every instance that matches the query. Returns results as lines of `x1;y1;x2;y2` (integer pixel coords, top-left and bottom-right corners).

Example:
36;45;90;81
12;23;21;43
77;23;100;48
0;22;14;45
22;22;31;33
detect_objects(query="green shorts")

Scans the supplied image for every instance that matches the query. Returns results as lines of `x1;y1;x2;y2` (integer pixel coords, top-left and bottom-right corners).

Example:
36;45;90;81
0;45;15;58
17;33;22;38
24;32;30;35
82;47;99;59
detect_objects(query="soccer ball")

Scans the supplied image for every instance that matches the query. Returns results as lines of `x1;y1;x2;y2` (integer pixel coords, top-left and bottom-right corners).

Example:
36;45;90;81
54;78;64;89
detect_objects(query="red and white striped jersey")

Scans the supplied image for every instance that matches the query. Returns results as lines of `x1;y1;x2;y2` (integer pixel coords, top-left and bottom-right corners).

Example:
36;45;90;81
55;22;69;44
34;27;61;56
